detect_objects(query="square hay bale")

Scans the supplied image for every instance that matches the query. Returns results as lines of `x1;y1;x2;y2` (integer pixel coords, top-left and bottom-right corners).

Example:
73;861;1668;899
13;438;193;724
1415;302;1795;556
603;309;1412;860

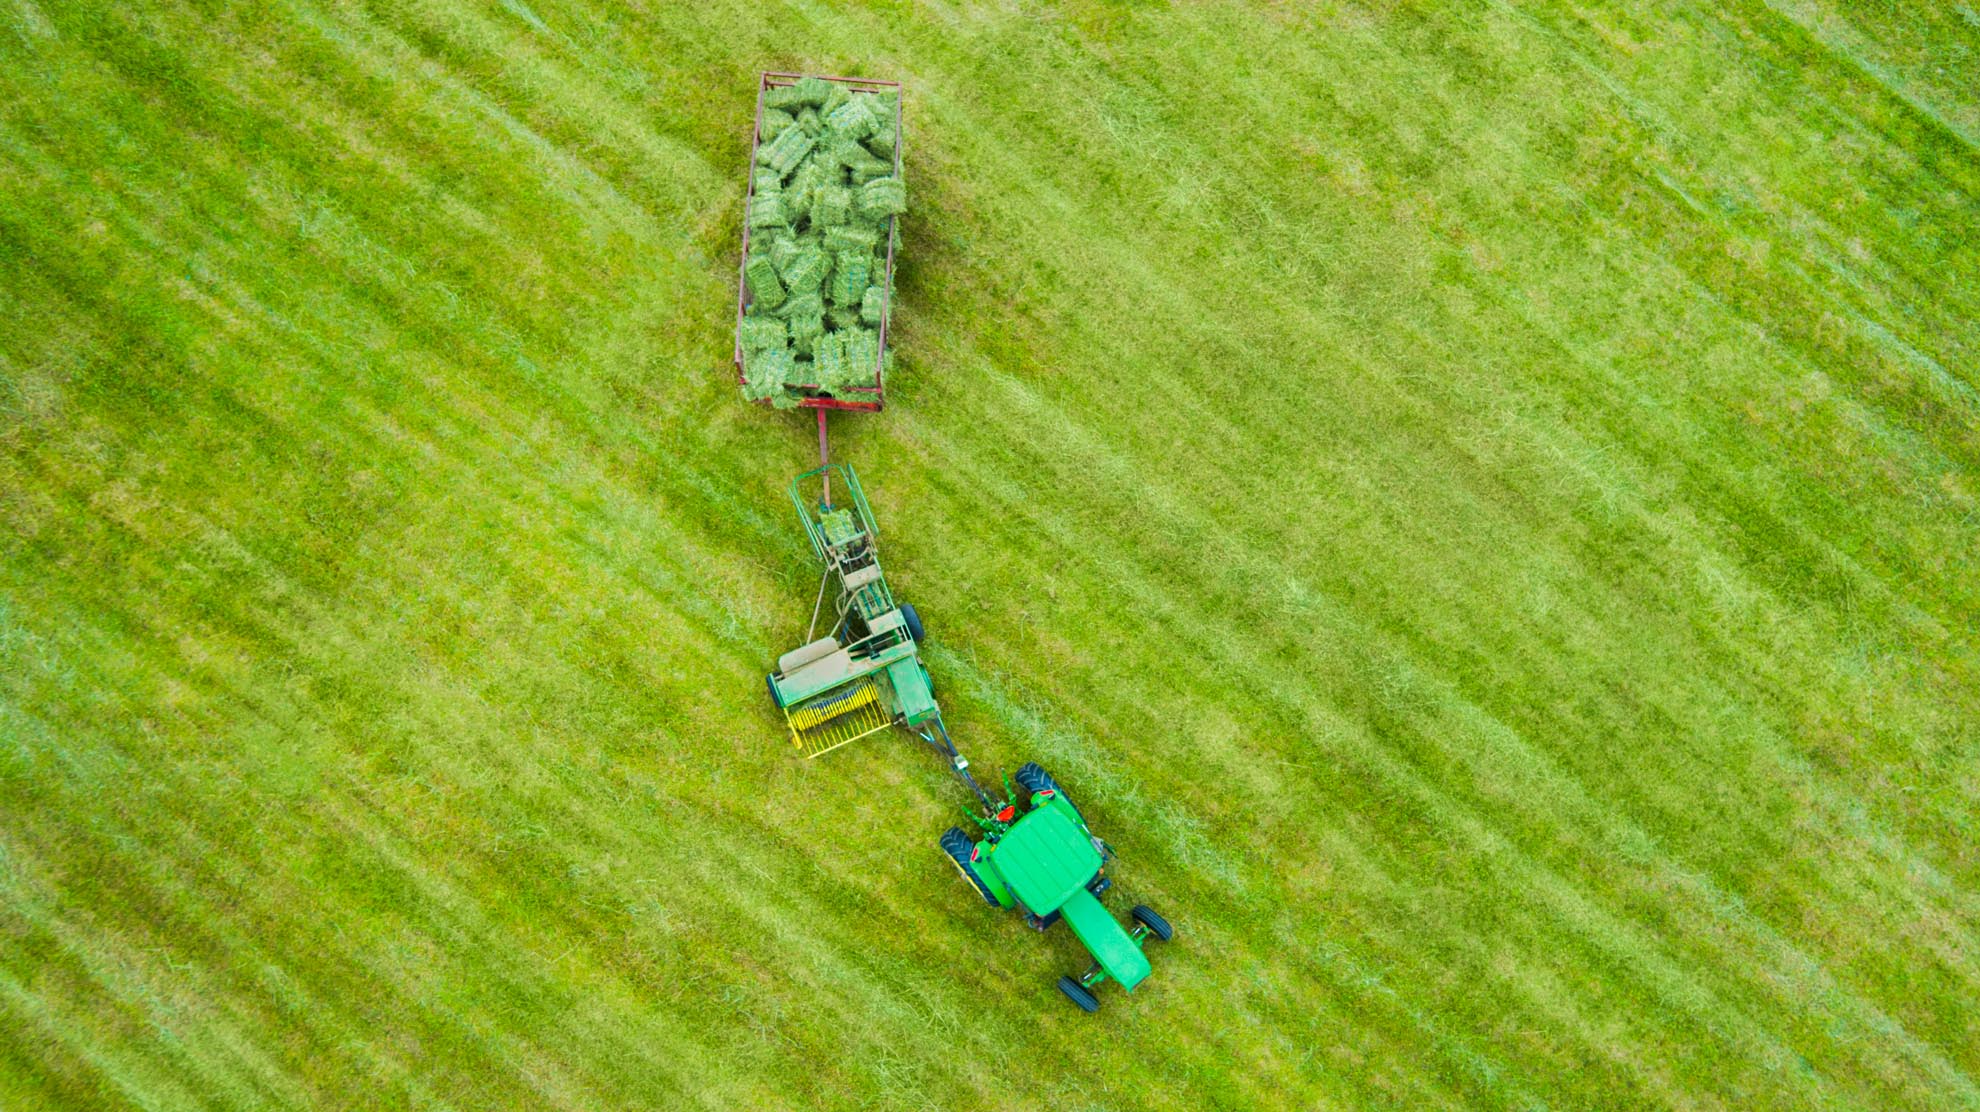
740;313;787;352
748;190;786;229
744;342;796;400
824;223;879;253
758;126;815;178
745;255;787;309
826;94;878;140
760;107;796;141
810;183;852;231
830;250;871;306
856;176;906;220
778;243;829;293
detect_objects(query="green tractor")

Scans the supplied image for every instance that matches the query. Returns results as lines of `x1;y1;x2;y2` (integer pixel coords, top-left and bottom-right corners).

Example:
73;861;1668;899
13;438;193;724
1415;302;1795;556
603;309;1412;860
940;763;1175;1011
767;462;1174;1011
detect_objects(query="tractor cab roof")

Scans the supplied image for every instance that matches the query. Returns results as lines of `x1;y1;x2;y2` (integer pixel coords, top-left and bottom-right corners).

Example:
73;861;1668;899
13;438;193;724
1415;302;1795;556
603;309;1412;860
987;802;1101;914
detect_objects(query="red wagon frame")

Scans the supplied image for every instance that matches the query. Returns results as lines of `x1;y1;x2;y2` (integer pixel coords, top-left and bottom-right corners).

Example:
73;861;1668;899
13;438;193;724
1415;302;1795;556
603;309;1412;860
734;72;904;412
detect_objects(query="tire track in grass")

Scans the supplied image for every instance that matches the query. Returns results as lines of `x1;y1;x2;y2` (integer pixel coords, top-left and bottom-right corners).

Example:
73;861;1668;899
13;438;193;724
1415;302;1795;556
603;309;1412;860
1;526;788;1100
0;589;677;1100
1751;0;1980;150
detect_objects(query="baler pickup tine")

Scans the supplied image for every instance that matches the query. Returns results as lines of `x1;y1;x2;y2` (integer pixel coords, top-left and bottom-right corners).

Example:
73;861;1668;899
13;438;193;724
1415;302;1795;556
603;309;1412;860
786;677;892;758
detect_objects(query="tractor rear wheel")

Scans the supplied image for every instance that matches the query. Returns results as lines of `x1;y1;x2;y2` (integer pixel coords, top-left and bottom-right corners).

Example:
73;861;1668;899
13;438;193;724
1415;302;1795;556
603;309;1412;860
900;602;925;643
939;827;996;906
1057;976;1100;1013
1015;762;1081;820
1132;905;1174;942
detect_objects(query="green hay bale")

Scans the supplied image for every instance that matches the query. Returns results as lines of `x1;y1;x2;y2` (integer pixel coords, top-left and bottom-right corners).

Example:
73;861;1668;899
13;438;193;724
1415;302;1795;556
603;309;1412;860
810;330;845;389
816;329;879;394
757;126;815;178
864;124;897;161
846;150;893;184
820;508;860;545
775;289;821;320
860;285;887;325
747;190;786;229
756;228;795;263
830;250;870;306
795;107;823;136
809;183;852;231
784;297;825;355
744;254;786;309
762;84;804;111
790;77;832;106
842;326;879;387
744;342;795;401
826;95;878;140
781;158;827;217
828;303;862;330
816;136;857;171
769;234;803;274
740;313;787;352
824;223;879;253
856;176;907;220
820;82;851;116
760;108;795;141
778;243;828;293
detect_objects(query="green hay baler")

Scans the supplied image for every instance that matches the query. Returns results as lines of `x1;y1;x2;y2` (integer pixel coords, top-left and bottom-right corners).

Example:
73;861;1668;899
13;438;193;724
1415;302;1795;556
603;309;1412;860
765;463;937;757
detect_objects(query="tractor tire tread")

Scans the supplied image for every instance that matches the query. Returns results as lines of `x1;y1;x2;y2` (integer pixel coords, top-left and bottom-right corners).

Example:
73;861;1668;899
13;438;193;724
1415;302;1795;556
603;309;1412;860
1057;975;1100;1013
1132;904;1174;942
940;827;997;906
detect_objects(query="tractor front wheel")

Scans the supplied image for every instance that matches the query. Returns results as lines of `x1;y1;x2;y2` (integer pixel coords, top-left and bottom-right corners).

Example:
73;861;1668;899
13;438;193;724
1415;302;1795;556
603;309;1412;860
1057;976;1100;1013
940;827;996;906
1132;905;1174;942
900;602;925;643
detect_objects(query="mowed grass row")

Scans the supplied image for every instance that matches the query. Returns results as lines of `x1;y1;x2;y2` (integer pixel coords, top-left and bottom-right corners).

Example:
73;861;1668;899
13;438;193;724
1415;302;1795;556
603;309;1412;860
1;1;1975;1108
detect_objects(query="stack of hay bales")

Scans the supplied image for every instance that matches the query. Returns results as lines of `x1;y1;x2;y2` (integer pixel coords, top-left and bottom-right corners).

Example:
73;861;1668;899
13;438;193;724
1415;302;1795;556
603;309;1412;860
741;78;905;407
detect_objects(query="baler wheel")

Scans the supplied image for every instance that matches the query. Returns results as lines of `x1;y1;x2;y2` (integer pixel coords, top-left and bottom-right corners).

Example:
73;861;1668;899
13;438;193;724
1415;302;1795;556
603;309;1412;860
1132;905;1174;942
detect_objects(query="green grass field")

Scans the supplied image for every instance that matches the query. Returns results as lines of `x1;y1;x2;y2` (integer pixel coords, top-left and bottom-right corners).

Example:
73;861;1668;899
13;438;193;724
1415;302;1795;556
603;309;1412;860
3;1;1977;1108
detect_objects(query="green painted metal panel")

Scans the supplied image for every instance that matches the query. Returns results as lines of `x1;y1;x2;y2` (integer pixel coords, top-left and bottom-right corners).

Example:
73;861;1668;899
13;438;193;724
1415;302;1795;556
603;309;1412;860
884;655;937;725
1059;889;1150;991
985;804;1100;914
972;846;1016;908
